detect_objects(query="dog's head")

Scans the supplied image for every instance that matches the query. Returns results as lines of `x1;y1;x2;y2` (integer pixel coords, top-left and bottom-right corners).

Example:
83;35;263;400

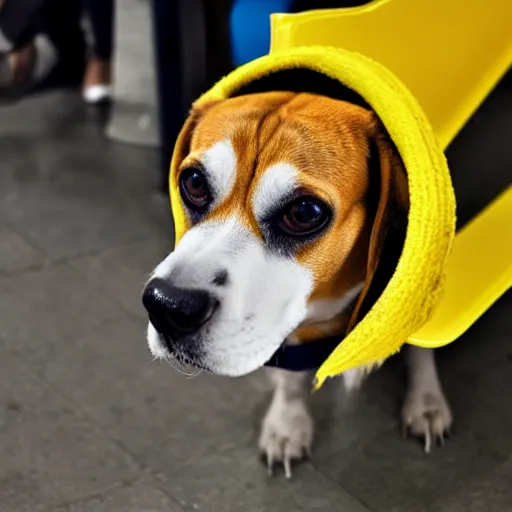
143;92;408;376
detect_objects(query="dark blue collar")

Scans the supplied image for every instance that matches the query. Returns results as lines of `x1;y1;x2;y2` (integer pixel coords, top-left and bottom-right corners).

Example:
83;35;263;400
264;336;341;372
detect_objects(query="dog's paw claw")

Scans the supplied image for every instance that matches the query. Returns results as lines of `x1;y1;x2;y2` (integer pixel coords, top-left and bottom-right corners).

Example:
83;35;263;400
402;389;453;453
259;400;313;478
423;426;432;454
284;456;293;480
266;452;274;476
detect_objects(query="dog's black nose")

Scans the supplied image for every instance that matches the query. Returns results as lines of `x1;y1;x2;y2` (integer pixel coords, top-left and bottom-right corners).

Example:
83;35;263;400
142;278;216;339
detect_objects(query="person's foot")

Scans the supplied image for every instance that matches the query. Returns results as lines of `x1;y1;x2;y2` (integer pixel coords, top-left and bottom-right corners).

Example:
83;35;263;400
82;56;111;105
0;35;57;100
0;43;35;88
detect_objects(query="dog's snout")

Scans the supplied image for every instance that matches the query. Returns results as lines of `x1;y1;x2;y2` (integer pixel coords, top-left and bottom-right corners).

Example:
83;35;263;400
143;278;217;339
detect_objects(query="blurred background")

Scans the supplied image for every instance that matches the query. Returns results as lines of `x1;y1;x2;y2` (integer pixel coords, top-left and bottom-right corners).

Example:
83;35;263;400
0;1;510;511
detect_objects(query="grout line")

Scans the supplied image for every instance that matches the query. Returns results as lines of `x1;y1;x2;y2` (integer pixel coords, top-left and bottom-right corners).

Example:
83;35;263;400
39;478;140;511
308;463;376;512
10;351;187;511
0;233;165;281
6;347;187;512
0;217;45;256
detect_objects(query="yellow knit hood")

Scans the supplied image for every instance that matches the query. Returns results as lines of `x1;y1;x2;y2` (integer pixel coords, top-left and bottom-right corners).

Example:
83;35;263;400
169;46;456;389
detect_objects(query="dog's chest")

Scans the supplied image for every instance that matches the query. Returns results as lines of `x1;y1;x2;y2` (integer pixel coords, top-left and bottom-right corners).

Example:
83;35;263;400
305;282;363;324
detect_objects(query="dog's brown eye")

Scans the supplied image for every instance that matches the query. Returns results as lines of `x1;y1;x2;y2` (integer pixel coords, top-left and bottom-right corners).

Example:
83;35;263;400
279;197;330;236
180;168;211;209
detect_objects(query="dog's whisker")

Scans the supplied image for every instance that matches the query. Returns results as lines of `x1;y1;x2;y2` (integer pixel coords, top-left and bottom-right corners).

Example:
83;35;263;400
163;355;197;377
186;367;203;379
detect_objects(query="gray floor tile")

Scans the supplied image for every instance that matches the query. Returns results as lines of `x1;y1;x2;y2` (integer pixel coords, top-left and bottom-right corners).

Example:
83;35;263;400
0;351;140;512
429;455;512;512
436;292;512;374
317;426;505;512
0;169;164;260
0;92;84;138
447;360;512;459
0;221;44;274
47;478;183;512
69;237;173;319
35;314;399;486
0;97;170;261
0;262;126;359
156;457;371;512
309;375;398;462
436;294;512;457
32;316;271;470
33;311;512;512
312;293;512;512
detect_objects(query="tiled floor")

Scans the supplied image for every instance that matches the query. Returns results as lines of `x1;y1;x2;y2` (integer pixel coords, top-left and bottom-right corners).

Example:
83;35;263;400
0;79;510;512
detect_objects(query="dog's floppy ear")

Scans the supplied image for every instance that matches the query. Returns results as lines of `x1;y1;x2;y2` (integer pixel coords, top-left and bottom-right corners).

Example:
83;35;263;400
347;116;410;333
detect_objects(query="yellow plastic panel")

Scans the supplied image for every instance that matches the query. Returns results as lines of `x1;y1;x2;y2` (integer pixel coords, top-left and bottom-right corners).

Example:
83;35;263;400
270;0;512;150
409;186;512;347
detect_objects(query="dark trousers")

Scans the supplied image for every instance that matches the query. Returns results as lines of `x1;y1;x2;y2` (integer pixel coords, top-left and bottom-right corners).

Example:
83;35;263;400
83;0;114;61
0;0;113;61
0;0;114;87
0;0;45;49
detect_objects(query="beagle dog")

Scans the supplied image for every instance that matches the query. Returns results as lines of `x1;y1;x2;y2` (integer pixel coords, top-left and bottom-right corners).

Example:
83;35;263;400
143;92;453;477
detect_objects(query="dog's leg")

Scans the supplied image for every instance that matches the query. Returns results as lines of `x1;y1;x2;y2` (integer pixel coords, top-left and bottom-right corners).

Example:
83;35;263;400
259;368;313;479
402;346;453;452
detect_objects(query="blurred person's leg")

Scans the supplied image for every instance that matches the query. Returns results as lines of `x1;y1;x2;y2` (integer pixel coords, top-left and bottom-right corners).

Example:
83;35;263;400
0;0;42;51
0;0;85;100
151;0;185;191
38;0;85;88
0;0;57;97
82;0;114;104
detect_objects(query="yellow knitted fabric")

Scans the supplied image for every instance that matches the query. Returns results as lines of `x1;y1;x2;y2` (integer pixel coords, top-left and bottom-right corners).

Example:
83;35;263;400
169;46;456;389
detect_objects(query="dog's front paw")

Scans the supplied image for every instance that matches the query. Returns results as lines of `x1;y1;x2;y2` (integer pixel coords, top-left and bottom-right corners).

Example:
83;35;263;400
258;398;313;479
402;388;453;453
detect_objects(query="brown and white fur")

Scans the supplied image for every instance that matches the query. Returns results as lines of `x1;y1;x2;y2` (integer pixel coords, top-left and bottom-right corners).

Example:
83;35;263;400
144;92;452;477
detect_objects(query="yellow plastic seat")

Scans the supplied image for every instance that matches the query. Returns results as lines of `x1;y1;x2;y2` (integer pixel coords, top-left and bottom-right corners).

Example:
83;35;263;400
270;0;512;149
409;186;512;348
269;0;512;350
